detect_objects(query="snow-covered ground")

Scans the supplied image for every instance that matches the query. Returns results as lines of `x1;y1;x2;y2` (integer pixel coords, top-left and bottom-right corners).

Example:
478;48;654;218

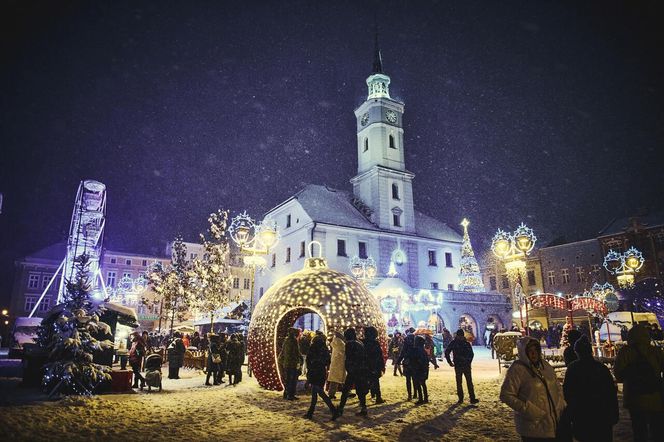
0;348;634;441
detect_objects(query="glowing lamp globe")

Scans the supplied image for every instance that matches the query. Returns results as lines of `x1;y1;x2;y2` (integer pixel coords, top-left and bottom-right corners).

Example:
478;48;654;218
247;243;387;391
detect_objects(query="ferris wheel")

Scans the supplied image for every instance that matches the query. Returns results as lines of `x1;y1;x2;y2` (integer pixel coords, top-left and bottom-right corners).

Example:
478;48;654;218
30;180;107;316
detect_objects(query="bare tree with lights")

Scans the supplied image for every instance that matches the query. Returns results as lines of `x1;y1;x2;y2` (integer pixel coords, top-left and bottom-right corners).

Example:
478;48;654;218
190;209;234;330
148;237;193;335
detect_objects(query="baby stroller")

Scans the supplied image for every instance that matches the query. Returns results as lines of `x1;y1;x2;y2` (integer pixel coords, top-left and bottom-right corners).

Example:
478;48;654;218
144;353;163;392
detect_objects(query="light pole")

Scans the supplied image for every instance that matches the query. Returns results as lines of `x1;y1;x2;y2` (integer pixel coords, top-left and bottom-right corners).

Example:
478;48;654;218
491;223;537;334
603;247;645;289
228;211;280;320
349;256;378;285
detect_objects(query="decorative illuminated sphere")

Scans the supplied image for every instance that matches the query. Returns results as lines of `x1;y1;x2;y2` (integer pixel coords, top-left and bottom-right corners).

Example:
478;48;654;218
248;249;388;391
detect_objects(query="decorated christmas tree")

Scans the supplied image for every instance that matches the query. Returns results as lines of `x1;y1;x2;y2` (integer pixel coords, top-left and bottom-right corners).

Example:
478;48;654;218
559;318;574;348
458;218;485;292
37;254;113;396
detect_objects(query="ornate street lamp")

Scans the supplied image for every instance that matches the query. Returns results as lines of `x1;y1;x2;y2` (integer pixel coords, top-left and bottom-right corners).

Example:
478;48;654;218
349;256;378;284
603;247;644;288
228;211;280;317
491;223;537;333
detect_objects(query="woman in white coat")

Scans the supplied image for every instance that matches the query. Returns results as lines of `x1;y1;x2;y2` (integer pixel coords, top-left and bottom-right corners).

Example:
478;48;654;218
500;336;566;441
327;331;346;399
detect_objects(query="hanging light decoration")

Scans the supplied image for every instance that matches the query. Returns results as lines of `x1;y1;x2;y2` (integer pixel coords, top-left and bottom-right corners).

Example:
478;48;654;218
603;247;645;288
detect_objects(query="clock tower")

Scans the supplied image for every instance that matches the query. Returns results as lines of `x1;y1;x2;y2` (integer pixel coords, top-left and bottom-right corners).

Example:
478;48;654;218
351;37;415;233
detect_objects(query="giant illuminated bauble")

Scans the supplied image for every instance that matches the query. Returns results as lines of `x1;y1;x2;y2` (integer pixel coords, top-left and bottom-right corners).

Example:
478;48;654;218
247;252;388;391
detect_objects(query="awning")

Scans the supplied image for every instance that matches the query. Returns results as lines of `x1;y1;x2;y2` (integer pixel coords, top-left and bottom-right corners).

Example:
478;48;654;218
102;302;139;328
193;318;244;326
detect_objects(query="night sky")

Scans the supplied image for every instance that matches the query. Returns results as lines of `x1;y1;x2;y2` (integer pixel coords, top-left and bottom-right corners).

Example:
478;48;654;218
1;1;663;305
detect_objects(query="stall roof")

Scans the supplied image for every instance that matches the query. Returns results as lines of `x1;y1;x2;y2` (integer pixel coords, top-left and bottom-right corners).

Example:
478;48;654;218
193;318;244;326
102;302;139;328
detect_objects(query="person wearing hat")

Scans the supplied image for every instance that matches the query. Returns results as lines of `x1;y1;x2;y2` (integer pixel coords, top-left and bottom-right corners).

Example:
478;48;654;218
445;329;479;404
563;336;618;441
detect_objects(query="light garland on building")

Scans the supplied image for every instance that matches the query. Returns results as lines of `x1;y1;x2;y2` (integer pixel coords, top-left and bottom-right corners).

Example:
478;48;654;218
247;242;387;391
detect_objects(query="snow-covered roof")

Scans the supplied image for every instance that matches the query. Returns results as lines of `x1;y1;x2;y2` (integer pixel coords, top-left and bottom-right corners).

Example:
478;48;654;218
102;302;139;327
372;276;413;297
284;184;462;243
598;210;664;237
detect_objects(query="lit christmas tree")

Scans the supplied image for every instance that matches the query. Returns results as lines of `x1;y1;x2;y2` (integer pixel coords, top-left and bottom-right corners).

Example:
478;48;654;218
458;218;485;292
37;254;113;396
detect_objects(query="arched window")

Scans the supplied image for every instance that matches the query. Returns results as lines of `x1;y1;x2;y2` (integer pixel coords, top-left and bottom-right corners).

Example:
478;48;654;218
392;183;399;200
364;138;369;152
389;134;395;149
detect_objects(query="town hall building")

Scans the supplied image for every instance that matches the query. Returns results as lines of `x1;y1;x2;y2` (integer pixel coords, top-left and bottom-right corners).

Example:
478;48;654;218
254;43;511;344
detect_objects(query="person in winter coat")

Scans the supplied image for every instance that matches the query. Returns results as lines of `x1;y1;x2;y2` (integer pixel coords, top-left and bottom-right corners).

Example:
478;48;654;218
442;328;453;349
327;331;346;399
336;328;369;418
278;327;302;400
226;334;244;386
191;331;201;350
304;333;338;419
234;333;246;384
563;329;582;367
614;324;664;441
205;334;222;386
363;326;386;404
182;334;190;349
299;330;313;380
500;336;566;441
388;332;404;376
445;329;478;404
129;332;146;389
563;336;618;441
217;333;227;383
397;328;417;400
167;332;186;379
412;335;438;404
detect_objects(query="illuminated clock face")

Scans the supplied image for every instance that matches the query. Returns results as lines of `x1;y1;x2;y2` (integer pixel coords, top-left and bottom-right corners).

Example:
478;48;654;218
385;110;397;123
361;112;369;126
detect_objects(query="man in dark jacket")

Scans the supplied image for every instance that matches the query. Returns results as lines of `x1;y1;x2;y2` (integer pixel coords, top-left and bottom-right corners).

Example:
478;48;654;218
397;328;417;400
336;328;369;418
388;332;403;376
167;332;186;379
563;336;618;441
278;327;302;400
363;326;386;404
563;329;582;367
304;333;337;419
445;329;478;404
615;325;664;441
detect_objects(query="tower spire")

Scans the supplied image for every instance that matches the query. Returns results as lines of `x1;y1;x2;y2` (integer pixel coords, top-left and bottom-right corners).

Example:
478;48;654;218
372;28;383;74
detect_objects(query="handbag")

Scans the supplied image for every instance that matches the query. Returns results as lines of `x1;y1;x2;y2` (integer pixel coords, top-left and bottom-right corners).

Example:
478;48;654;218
212;353;222;364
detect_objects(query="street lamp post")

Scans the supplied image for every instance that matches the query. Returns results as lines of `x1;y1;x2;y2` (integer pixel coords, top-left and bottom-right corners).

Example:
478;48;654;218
228;211;280;320
603;247;645;289
349;256;378;285
491;223;537;334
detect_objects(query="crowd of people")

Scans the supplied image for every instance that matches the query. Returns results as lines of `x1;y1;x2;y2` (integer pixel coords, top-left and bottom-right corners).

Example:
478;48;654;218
124;321;664;441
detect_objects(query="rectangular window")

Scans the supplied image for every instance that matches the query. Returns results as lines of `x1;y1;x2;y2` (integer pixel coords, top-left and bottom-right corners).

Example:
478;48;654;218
271;253;276;268
489;276;497;291
285;247;291;263
28;274;40;289
300;241;306;258
447;284;455;291
41;275;52;289
337;239;347;257
123;272;132;280
125;259;132;266
142;259;148;267
232;277;239;289
25;296;37;312
562;268;570;284
576;266;584;283
243;278;251;290
286;214;291;228
428;250;437;266
501;275;509;289
393;214;401;227
358;242;368;259
548;271;555;286
110;257;117;264
527;270;536;286
445;252;453;268
107;271;116;287
430;282;439;290
38;297;51;312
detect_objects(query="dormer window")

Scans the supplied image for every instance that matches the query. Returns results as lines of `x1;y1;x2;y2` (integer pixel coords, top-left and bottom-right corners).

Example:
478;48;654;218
392;183;400;200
